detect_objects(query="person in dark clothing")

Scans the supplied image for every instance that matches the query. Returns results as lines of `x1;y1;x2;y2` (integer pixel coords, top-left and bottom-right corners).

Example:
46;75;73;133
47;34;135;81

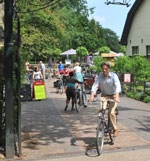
64;71;81;111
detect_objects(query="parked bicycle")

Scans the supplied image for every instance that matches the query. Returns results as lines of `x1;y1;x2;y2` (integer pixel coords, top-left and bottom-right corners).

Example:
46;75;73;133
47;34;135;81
25;70;33;84
96;99;118;155
74;83;87;112
55;74;64;94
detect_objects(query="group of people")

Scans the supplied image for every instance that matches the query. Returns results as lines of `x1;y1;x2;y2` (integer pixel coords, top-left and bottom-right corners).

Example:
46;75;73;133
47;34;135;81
57;61;84;111
25;61;46;81
57;61;121;137
25;60;121;137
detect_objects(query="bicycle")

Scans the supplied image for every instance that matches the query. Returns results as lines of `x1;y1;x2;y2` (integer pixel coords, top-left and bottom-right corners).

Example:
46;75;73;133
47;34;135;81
56;74;63;94
74;83;87;113
25;70;33;84
96;99;118;155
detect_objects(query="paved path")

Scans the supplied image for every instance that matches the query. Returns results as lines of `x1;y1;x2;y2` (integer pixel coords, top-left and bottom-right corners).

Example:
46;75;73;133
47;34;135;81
20;79;150;160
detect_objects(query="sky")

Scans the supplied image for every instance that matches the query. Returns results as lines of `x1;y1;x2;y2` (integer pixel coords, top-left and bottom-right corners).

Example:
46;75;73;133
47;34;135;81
86;0;135;39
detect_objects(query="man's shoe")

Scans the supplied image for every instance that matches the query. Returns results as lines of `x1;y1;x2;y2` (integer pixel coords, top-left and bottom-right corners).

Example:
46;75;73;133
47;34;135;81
113;130;119;137
64;106;68;111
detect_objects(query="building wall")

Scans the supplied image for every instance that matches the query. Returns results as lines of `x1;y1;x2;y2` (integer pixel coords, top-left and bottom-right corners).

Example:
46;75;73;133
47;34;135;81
0;2;4;47
126;0;150;56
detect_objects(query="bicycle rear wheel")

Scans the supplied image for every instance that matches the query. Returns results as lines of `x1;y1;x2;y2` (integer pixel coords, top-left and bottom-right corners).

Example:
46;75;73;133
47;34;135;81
75;94;82;113
59;84;63;94
96;118;105;155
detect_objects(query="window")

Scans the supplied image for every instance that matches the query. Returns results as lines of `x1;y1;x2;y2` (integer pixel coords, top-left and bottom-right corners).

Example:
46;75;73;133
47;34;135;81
132;46;139;55
146;45;150;61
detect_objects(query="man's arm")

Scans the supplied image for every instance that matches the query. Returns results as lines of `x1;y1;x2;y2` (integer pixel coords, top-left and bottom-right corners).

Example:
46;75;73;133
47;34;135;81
89;91;95;102
88;75;100;102
114;92;120;103
114;73;121;103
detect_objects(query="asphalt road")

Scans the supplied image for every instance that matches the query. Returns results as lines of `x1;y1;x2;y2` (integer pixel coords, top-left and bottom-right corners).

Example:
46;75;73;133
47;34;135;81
118;96;150;142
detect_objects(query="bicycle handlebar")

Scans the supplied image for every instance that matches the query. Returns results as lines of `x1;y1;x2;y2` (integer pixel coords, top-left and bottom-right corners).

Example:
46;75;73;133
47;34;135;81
105;99;115;103
88;98;115;104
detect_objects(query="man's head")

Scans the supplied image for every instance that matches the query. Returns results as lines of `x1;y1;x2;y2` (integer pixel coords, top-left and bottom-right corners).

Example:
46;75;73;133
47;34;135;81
69;71;74;77
101;62;111;77
64;65;68;69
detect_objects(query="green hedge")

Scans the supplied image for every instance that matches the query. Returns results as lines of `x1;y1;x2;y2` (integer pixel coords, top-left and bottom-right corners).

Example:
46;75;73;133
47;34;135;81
126;90;150;103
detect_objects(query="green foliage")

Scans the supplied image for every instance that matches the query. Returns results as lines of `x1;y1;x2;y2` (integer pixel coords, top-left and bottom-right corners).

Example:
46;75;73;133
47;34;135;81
131;55;150;81
76;46;88;57
103;28;121;52
98;46;110;55
134;92;146;101
114;55;150;81
115;55;150;103
15;0;121;62
145;89;150;95
89;65;97;71
143;96;150;103
93;56;106;72
120;45;126;55
126;90;150;103
52;48;62;58
126;92;136;99
114;56;132;73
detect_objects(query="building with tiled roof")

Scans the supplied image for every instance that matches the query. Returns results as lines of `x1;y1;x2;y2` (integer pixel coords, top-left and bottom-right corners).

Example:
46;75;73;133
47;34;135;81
120;0;150;61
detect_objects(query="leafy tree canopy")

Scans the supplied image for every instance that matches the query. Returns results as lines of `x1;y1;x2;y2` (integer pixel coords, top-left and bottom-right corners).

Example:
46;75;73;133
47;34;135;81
98;46;110;55
15;0;122;62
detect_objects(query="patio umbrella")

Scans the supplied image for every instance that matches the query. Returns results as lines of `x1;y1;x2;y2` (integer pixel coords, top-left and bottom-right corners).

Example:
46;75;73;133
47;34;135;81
61;48;76;56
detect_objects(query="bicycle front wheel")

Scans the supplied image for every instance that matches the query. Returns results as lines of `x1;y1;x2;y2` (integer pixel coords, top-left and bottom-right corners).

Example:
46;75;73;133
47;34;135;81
60;84;63;95
82;91;87;108
96;118;105;155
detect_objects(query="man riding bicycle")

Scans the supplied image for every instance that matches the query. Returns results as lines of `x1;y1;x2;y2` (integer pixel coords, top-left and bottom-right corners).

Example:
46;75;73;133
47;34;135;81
89;62;121;137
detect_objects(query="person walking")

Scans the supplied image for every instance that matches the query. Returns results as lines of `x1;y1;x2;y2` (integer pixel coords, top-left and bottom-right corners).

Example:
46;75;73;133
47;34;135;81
89;62;121;137
39;61;46;81
58;61;64;72
73;62;83;82
32;67;43;80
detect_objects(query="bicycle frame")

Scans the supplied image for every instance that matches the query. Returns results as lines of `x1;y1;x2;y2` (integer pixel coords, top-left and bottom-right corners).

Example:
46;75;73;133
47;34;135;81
56;74;64;94
74;83;87;112
96;99;115;155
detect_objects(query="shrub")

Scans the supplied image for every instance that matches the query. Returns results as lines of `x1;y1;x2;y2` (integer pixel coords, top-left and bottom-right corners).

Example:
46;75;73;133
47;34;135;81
145;89;150;96
143;96;150;103
126;92;136;99
134;92;146;101
98;46;110;55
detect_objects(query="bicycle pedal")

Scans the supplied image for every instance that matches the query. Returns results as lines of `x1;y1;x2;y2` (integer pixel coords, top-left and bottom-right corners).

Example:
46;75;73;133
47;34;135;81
84;104;87;107
109;141;114;145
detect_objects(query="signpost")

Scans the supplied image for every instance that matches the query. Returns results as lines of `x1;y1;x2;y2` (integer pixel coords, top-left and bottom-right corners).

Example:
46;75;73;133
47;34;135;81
33;80;46;100
123;73;132;83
